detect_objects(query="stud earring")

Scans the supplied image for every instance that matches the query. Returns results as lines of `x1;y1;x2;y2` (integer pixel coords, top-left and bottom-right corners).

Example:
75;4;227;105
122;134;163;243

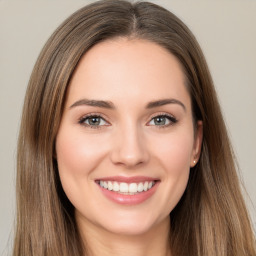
193;160;196;164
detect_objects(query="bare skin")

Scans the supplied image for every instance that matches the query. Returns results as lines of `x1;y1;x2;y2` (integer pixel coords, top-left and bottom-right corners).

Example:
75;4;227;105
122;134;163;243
56;38;202;256
77;210;171;256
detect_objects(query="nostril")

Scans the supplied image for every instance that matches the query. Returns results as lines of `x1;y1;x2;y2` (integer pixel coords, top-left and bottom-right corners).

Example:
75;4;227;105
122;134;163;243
109;129;149;167
110;150;149;167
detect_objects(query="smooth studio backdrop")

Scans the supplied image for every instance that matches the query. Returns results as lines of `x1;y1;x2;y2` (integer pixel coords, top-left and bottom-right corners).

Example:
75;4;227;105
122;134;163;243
0;0;255;254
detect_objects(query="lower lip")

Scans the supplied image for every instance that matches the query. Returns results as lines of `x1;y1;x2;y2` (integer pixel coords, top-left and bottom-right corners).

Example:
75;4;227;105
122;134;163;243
97;182;159;205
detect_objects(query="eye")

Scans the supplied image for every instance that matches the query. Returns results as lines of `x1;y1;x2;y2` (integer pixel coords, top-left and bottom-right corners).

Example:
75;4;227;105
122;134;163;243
148;114;177;127
79;115;109;128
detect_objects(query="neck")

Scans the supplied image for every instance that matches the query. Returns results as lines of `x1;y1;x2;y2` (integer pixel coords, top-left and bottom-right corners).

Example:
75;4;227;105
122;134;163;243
77;215;171;256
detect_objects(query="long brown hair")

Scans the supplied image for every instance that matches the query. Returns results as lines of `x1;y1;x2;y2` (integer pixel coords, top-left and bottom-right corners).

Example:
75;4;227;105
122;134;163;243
14;1;255;255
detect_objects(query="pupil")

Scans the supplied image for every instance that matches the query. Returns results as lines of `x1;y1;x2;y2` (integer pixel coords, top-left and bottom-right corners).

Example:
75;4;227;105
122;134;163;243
155;116;165;125
89;117;100;125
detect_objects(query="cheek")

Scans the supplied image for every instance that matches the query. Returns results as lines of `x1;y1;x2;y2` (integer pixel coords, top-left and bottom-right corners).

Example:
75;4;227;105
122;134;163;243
56;130;106;177
55;128;108;206
150;130;194;211
154;130;194;171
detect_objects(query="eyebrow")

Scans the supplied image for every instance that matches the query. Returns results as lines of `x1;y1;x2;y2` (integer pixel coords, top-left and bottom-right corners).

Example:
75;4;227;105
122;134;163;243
146;99;186;111
70;99;115;109
69;98;186;111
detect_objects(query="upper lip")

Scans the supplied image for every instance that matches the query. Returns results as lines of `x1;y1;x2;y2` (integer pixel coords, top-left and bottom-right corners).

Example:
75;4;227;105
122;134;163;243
95;176;160;183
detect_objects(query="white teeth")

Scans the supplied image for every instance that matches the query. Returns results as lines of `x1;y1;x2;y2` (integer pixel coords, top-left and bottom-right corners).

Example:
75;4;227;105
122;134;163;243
98;180;156;194
143;181;148;191
119;182;129;193
113;182;119;192
137;182;144;192
129;183;137;193
108;181;113;191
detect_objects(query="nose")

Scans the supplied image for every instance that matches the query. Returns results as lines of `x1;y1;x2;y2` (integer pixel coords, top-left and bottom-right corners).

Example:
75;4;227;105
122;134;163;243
110;125;149;168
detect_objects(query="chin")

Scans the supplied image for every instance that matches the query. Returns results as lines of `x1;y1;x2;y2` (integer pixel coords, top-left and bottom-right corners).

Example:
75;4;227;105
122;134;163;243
97;211;168;237
102;224;154;237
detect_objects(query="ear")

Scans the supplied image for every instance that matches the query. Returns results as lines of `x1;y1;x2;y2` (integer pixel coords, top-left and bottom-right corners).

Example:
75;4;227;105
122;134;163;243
190;120;203;167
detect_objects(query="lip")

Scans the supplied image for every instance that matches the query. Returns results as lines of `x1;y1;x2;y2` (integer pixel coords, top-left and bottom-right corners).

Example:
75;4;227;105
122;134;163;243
95;176;160;205
96;175;158;183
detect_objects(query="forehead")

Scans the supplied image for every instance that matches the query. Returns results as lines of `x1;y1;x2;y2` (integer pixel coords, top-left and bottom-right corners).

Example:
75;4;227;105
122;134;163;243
66;38;190;109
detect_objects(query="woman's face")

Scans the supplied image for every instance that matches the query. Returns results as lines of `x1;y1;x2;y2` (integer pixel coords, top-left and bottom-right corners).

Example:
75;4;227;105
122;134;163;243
56;39;202;236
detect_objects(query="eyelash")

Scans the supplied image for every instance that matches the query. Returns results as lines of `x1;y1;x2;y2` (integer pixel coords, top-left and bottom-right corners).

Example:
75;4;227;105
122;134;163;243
78;113;178;129
148;113;178;128
78;113;109;129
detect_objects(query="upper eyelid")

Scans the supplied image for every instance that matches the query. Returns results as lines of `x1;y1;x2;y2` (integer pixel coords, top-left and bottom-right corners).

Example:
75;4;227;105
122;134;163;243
148;112;177;121
78;115;110;129
78;112;109;122
78;111;177;125
146;114;178;130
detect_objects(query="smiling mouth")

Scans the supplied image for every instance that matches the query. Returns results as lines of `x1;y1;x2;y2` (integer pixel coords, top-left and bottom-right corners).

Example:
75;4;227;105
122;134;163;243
95;176;160;205
96;180;157;195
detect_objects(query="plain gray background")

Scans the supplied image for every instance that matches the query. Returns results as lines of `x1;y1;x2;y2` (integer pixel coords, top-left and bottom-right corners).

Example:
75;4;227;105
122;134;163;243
0;0;255;254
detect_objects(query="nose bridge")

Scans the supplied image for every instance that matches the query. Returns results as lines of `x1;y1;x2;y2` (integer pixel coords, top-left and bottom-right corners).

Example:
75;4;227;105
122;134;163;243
110;121;149;167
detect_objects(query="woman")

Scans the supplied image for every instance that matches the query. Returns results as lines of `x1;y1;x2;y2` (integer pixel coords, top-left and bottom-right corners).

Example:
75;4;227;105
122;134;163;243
13;0;256;255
